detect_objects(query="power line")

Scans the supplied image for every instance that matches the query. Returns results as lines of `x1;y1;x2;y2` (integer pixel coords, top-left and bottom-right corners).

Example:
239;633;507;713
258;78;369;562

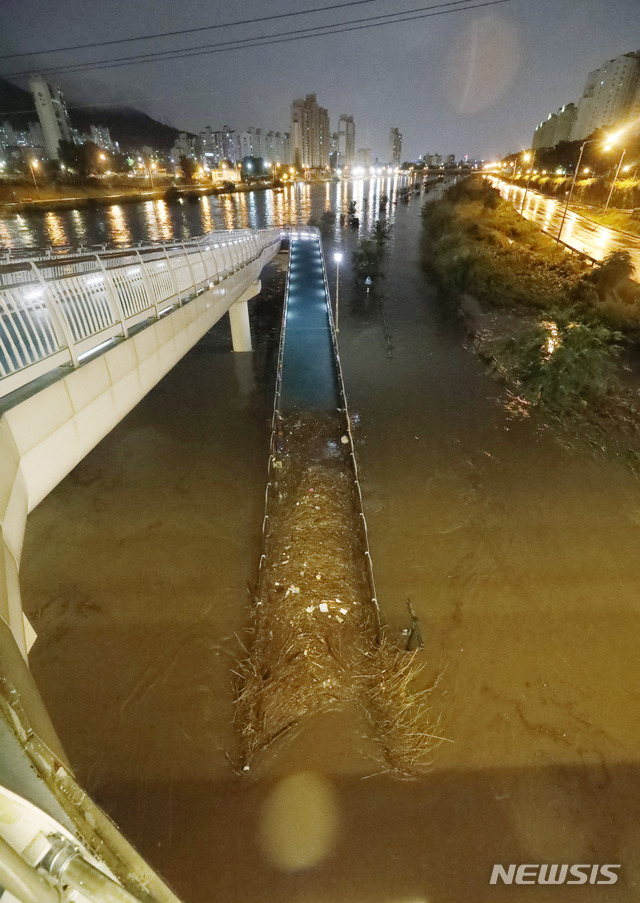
0;0;396;61
7;0;479;74
2;0;511;80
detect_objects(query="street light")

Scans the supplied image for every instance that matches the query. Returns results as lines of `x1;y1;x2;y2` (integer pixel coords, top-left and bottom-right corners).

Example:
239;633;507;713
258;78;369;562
603;146;626;214
29;158;38;190
334;252;343;332
520;150;535;214
556;137;599;242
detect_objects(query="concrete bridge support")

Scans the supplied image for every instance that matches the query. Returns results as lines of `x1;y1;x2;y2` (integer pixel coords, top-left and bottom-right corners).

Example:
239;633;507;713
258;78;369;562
229;280;260;352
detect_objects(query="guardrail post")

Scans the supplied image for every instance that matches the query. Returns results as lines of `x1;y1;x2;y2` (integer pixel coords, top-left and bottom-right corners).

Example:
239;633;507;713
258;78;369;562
134;250;160;319
93;254;128;338
195;238;210;285
161;246;181;305
27;260;79;367
181;242;198;297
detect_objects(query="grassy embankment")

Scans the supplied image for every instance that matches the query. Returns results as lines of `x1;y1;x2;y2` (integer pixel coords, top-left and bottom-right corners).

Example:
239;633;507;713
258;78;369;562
422;175;640;467
0;177;273;214
576;206;640;239
507;172;640;238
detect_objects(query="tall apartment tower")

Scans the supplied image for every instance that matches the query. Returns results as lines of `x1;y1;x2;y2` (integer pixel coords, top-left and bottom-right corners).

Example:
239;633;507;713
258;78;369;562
338;114;355;166
29;76;72;159
212;126;237;166
389;127;402;166
532;103;577;150
570;51;640;141
291;94;330;168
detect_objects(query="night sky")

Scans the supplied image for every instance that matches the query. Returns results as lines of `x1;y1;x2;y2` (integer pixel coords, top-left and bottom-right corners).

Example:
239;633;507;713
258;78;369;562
1;0;639;160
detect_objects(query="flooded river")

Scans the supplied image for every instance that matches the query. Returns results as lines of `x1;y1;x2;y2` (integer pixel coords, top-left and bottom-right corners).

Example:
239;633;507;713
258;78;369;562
17;181;640;902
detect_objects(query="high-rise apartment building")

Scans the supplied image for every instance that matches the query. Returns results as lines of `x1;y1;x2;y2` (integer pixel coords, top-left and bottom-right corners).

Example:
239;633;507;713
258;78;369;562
570;51;640;141
213;126;237;166
532;103;577;149
389;127;402;166
90;125;115;152
338;114;355;166
291;94;330;168
264;131;292;165
0;121;16;151
29;76;73;159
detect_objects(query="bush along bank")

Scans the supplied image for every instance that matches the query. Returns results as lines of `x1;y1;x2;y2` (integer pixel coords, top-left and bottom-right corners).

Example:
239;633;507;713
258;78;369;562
422;175;640;470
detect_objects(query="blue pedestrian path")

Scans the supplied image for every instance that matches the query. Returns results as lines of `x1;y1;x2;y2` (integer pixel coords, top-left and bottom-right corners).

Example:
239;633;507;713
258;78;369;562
279;235;340;413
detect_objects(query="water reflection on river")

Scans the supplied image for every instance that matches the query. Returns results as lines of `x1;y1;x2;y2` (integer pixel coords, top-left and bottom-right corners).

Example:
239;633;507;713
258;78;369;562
19;181;640;902
0;177;405;250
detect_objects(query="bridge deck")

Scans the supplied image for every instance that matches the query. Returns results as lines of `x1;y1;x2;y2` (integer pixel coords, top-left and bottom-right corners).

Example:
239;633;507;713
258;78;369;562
279;235;340;412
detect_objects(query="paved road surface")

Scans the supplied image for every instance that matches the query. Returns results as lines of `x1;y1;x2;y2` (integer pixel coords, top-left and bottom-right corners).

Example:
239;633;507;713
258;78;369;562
490;177;640;278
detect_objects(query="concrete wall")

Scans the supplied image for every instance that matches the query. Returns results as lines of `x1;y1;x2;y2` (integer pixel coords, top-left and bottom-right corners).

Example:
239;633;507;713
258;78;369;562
0;242;278;659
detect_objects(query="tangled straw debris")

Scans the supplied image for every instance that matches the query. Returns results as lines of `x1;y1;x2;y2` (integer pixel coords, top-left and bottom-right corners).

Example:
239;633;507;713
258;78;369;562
234;413;440;776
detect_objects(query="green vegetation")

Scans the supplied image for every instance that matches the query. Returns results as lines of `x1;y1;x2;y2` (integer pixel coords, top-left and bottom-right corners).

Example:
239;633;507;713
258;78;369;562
352;219;391;282
422;175;640;327
491;310;622;417
423;176;640;456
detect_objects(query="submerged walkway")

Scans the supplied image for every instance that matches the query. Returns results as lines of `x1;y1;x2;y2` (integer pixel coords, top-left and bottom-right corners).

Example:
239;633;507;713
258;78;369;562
279;232;340;412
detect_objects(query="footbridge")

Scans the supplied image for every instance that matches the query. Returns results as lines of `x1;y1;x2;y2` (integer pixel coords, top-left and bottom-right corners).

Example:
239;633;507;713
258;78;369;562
0;227;281;658
0;228;280;903
263;227;380;629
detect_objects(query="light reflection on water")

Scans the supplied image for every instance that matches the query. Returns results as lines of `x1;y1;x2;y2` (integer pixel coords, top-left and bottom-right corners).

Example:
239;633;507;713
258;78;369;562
43;211;69;246
107;205;132;245
0;178;410;251
142;200;175;243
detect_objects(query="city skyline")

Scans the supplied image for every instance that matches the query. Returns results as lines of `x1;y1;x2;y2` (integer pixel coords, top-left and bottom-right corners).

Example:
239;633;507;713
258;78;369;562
0;0;639;161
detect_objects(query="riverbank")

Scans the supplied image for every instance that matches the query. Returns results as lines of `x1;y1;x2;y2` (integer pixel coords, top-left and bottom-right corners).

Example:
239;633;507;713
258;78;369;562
422;175;640;327
0;171;344;217
423;176;640;468
0;179;283;216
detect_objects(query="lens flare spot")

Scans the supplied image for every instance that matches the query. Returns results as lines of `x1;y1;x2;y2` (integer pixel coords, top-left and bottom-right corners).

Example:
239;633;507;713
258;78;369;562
443;14;521;114
258;771;339;871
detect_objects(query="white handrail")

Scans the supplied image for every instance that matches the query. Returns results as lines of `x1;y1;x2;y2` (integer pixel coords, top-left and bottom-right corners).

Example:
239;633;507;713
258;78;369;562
0;228;281;400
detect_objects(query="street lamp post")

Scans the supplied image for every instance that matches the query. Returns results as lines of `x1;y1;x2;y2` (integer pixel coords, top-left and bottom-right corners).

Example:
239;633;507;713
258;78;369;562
557;139;592;243
520;151;535;214
603;148;626;214
334;252;343;332
29;158;39;190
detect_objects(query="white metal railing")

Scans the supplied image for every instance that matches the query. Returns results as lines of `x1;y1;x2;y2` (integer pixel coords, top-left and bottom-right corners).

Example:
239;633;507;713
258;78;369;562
0;228;281;399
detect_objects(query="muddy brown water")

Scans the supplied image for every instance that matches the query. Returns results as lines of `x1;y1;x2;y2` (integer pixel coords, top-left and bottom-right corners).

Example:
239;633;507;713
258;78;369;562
19;182;640;902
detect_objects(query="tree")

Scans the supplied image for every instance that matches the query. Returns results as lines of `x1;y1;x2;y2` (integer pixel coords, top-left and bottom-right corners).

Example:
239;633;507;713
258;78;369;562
57;140;104;177
591;250;635;302
179;155;198;182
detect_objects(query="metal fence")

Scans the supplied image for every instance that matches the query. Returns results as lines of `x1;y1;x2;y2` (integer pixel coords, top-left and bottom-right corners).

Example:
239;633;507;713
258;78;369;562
0;229;280;399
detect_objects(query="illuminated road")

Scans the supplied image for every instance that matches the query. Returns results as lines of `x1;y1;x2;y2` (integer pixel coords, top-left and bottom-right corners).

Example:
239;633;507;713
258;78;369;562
490;177;640;278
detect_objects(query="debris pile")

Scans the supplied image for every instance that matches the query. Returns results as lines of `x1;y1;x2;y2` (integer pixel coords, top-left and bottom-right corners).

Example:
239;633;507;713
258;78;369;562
235;413;439;776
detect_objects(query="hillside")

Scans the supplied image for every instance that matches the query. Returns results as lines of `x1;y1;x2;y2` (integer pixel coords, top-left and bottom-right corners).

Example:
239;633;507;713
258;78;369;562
0;77;194;152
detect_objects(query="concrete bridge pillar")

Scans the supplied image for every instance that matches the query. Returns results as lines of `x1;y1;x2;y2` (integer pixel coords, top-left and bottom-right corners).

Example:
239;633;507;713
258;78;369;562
228;280;261;352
